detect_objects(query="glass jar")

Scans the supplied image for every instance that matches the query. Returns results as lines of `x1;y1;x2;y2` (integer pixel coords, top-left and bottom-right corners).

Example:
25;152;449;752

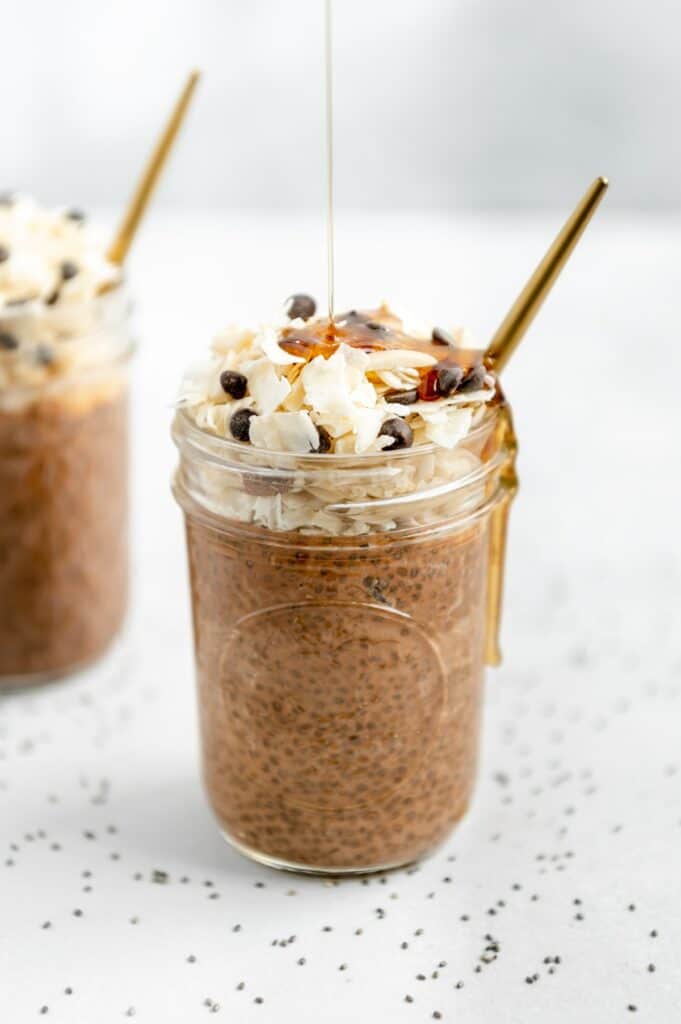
172;403;514;874
0;287;133;688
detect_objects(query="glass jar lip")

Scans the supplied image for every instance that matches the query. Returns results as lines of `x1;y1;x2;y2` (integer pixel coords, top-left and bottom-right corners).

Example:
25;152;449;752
174;403;500;467
0;277;127;323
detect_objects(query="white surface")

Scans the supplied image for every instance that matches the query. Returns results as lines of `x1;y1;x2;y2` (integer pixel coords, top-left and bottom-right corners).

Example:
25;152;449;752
1;211;680;1022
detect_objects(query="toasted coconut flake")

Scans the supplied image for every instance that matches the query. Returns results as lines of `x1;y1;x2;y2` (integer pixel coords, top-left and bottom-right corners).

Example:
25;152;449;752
365;349;437;371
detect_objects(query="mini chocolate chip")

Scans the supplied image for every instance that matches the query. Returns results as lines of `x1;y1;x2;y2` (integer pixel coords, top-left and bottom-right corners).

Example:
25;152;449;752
459;365;487;392
219;370;248;399
60;260;79;281
316;425;332;453
35;344;54;366
65;209;86;223
379;417;413;450
435;363;464;397
285;293;316;321
230;408;257;442
46;289;61;306
387;388;419;405
0;245;9;263
365;321;386;332
432;326;455;346
0;331;19;350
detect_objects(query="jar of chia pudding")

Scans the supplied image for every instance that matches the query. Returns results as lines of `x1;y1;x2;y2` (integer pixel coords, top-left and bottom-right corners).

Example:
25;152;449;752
0;196;133;688
172;298;516;873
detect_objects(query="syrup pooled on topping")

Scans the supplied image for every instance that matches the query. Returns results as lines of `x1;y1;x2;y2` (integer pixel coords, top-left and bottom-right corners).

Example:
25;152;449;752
279;305;478;366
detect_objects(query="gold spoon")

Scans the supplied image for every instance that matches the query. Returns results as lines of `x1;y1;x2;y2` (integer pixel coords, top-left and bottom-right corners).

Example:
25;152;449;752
107;70;201;266
484;176;608;373
482;176;608;665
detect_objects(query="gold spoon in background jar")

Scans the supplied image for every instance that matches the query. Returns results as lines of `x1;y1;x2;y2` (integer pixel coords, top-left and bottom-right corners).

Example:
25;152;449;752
106;69;201;268
483;175;609;664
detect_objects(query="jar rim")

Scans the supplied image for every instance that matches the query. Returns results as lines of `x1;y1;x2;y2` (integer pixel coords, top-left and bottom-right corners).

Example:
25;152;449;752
174;403;500;467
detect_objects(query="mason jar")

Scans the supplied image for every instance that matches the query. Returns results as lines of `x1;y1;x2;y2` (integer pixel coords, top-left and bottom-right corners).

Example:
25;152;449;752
0;286;133;688
172;402;514;874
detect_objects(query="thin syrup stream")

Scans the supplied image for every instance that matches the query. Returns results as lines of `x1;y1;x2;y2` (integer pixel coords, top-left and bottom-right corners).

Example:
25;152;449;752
325;0;335;327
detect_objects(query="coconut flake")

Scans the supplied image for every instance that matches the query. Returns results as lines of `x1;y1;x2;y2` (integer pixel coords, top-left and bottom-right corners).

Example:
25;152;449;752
211;325;255;356
177;359;223;407
365;349;436;371
249;411;320;453
422;407;474;448
353;408;385;453
246;358;291;414
302;345;375;421
259;326;305;365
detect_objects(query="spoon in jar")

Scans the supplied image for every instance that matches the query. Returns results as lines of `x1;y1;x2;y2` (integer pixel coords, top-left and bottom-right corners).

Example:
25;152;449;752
484;176;608;373
482;175;608;665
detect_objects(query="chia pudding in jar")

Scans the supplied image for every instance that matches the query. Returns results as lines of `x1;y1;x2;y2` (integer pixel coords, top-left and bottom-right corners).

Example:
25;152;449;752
172;295;514;873
0;195;133;688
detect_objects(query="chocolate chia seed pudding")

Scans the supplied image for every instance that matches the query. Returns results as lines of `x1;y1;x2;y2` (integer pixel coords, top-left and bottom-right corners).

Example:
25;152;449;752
0;380;129;684
173;298;515;871
186;513;488;870
0;195;131;687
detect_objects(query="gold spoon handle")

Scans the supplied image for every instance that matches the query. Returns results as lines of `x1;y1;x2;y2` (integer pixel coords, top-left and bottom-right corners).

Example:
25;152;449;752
484;404;519;666
107;70;201;266
485;176;608;373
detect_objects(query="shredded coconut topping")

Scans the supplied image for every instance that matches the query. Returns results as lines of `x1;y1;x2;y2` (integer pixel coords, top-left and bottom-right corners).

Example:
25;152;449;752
0;195;119;310
0;195;125;394
178;304;496;456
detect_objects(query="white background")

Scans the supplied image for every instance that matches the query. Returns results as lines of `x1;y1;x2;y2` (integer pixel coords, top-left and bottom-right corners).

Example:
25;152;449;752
4;0;680;210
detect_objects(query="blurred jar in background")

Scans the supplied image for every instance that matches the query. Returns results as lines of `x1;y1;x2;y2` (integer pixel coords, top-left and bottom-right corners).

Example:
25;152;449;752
0;197;133;689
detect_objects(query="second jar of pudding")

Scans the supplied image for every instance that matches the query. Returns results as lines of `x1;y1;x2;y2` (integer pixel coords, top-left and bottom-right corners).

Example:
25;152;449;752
0;197;133;688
